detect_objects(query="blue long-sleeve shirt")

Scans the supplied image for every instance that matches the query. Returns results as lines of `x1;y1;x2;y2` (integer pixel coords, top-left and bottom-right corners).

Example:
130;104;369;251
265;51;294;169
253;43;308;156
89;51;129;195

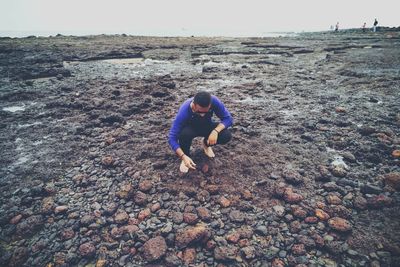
168;95;233;151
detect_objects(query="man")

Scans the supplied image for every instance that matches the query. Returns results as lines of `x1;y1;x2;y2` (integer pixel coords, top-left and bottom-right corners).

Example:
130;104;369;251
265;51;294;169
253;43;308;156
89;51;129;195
373;18;378;32
168;91;233;173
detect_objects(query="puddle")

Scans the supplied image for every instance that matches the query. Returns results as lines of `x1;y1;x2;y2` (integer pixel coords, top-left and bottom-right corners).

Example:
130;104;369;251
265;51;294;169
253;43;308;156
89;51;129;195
3;106;25;112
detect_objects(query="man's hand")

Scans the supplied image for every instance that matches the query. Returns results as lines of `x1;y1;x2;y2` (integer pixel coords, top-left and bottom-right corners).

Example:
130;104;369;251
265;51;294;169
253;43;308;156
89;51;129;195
182;155;196;170
207;130;218;146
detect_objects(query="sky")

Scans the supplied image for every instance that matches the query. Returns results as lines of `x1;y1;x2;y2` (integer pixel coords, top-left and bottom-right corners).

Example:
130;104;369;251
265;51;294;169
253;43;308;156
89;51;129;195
1;0;399;37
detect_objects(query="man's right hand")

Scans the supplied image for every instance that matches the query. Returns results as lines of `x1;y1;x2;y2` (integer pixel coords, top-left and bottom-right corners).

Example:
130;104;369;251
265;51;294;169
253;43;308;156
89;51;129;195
182;155;196;170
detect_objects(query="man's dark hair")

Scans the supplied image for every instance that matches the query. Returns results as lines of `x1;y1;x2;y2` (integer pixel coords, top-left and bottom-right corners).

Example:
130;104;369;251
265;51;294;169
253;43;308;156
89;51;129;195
194;91;212;107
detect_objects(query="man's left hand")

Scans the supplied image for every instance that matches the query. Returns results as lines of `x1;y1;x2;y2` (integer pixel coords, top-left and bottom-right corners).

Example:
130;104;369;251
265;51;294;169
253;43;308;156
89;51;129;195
207;130;218;145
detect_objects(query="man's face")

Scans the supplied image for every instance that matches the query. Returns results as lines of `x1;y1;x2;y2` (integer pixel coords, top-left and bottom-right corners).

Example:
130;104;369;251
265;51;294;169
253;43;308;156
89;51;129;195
193;103;211;117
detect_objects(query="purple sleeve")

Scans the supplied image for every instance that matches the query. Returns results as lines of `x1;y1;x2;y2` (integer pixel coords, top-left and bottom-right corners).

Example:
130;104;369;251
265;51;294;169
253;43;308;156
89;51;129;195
212;96;233;128
168;100;191;151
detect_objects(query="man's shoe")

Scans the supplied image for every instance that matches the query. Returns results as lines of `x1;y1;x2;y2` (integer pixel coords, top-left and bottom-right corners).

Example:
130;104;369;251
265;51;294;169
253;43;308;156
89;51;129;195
203;143;215;158
180;160;189;173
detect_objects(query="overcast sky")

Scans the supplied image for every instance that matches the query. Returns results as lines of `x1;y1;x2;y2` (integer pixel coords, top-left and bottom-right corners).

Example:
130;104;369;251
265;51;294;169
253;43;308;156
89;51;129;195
1;0;399;36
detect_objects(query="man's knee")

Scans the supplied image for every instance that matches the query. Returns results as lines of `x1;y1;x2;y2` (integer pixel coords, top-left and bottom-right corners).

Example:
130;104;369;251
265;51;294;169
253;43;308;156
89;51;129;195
218;129;232;144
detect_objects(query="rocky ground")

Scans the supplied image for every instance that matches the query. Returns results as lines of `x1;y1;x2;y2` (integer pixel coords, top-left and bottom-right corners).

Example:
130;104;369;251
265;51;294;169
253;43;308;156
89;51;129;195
0;29;399;267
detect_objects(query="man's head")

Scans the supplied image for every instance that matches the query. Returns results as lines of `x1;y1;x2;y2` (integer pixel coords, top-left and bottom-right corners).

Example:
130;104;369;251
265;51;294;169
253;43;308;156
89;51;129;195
192;91;212;116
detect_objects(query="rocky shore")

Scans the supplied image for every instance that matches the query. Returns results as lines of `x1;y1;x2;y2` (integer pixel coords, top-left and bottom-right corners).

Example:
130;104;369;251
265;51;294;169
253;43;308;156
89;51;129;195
0;30;399;266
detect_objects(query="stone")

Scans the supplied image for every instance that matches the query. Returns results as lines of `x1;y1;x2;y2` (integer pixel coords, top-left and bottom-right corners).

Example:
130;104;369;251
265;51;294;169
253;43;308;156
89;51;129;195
183;248;196;265
150;202;161;212
61;228;75;240
255;225;268;236
273;205;285;216
292;206;307;219
101;156;115;166
121;225;140;234
367;194;393;208
16;215;43;236
96;259;107;267
315;209;330;221
197;207;212;221
197;190;211;202
384;172;400;191
139;180;153;192
304;216;318;224
10;214;23;224
241;246;256;259
115;211;129;224
330;165;347;177
134;191;148;205
80;214;95;226
175;224;211;249
142;236;167;262
214;245;238;261
291;243;306;255
219;196;231;207
326;194;342;205
138;208;151;221
328;217;352;232
229;210;245;223
241;189;253;200
116;183;133;199
283;170;303;185
41;197;55;214
272;258;285;267
54;205;69;214
79;242;96;258
226;231;241;243
9;247;29;267
284;188;303;203
171;211;184;224
354;195;367;210
183;213;199;225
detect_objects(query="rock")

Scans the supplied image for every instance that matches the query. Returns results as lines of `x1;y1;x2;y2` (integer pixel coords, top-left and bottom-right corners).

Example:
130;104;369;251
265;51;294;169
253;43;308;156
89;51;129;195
54;205;69;214
101;155;115;167
317;165;331;181
150;202;161;212
10;214;23;225
291;243;306;255
138;208;151;221
134;191;148;205
367;194;393;208
197;190;211;202
116;183;133;199
183;248;196;265
273;205;285;216
315;209;330;221
165;252;182;266
241;246;256;259
361;184;383;194
41;197;55;214
354;195;368;210
183;213;199;225
175;224;211;248
229;210;245;223
283;170;303;185
218;196;231;207
226;231;241;243
197;207;212;221
292;206;307;219
214;245;238;261
358;126;376;135
241;189;253;200
326;194;342;205
304;216;318;224
96;259;107;267
392;150;400;158
255;225;268;236
9;247;29;267
122;224;140;235
328;217;352;232
61;228;75;240
384;172;400;191
139;180;153;192
272;258;285;267
79;242;96;258
335;107;346;113
142;236;167;262
103;202;118;215
80;214;95;226
16;215;43;236
330;166;347;177
284;188;303;203
115;211;129;224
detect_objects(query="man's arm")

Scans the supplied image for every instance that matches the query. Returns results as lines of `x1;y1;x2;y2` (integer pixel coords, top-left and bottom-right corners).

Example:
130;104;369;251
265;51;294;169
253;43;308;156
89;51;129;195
212;96;233;129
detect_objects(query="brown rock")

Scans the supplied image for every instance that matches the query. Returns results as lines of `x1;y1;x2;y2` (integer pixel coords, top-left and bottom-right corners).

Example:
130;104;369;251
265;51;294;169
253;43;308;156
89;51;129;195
138;208;151;221
219;196;231;207
201;164;209;174
183;248;196;265
392;150;400;158
41;197;55;214
330;166;347;177
10;214;23;225
304;216;318;224
272;258;285;267
353;195;367;210
291;243;306;255
183;213;199;225
110;227;122;239
315;209;330;221
284;188;303;203
116;183;133;199
205;185;220;194
101;155;115;166
241;189;253;200
237;226;254;239
335;107;346;113
290;220;302;233
79;242;96;258
283;170;303;185
96;259;107;267
197;190;211;203
241;246;256;259
139;180;153;192
61;228;75;240
214;245;238;261
72;174;88;185
367;194;393;208
326;194;342;205
150;202;161;212
384;172;400;190
328;217;352;232
229;210;245;222
175;224;211;248
115;211;129;224
197;207;212;221
226;231;241;243
121;225;139;234
206;240;217;250
292;206;307;219
170;211;184;224
134;191;148;205
9;247;29;267
54;205;69;214
142;236;167;262
16;215;43;236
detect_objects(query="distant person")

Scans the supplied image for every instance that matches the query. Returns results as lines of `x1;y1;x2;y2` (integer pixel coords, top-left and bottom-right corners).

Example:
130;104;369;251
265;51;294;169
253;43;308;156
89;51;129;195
168;91;233;173
335;22;339;32
373;18;378;32
330;25;334;31
362;22;367;32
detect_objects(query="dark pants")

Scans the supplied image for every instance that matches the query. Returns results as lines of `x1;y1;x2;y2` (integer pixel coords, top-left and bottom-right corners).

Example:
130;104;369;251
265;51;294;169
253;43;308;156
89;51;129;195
178;122;232;156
